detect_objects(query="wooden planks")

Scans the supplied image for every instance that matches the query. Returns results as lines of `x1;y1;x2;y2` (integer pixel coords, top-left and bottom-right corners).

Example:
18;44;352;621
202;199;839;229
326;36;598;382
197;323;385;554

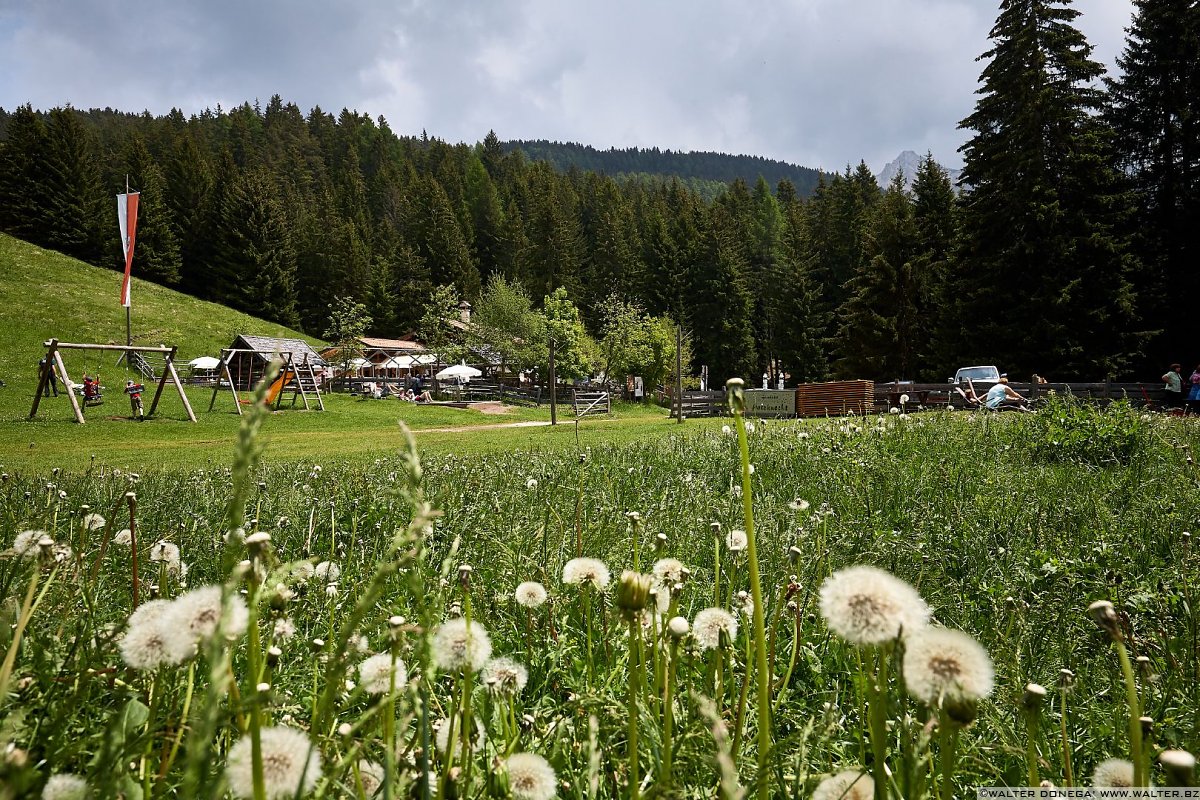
795;380;874;418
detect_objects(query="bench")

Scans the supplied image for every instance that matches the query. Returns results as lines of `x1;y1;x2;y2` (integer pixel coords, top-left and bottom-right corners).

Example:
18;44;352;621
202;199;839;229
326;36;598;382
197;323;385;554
572;390;611;417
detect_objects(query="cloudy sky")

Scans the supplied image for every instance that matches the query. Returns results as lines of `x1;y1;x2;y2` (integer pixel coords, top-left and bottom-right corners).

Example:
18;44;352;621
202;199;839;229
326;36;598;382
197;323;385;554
0;0;1135;173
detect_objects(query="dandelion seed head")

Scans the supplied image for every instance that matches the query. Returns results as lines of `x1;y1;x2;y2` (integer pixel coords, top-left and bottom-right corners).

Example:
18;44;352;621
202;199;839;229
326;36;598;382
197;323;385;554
120;607;182;670
1091;758;1135;788
667;616;690;638
41;773;89;800
290;562;316;583
652;558;685;585
82;513;105;531
226;726;321;800
721;425;732;435
434;716;486;757
505;752;558;800
314;561;341;582
356;760;384;797
161;586;250;662
357;653;408;695
149;541;181;572
11;530;45;558
813;770;874;800
482;656;529;697
274;618;296;641
788;498;811;512
692;608;738;651
113;529;132;546
525;478;538;490
818;565;929;645
725;529;748;553
515;581;548;608
430;617;493;672
562;558;610;590
903;627;994;706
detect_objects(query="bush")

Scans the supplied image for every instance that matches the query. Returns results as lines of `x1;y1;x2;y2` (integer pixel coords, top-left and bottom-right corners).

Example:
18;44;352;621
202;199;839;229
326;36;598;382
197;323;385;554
1028;393;1144;465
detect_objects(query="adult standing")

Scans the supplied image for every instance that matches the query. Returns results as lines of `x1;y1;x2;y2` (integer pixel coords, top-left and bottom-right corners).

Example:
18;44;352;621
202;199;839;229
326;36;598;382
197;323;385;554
1162;363;1184;409
38;357;59;397
1187;363;1200;415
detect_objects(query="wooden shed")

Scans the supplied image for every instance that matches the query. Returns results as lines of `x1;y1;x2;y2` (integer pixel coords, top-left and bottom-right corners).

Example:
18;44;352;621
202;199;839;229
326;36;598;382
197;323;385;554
225;335;327;391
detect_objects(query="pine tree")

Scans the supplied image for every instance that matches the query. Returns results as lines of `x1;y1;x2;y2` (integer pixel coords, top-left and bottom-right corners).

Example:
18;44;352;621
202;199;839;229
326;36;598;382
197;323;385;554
0;104;51;244
1105;0;1200;365
165;130;213;295
685;205;756;382
910;153;961;378
776;186;830;381
958;0;1139;378
42;107;105;264
120;135;181;284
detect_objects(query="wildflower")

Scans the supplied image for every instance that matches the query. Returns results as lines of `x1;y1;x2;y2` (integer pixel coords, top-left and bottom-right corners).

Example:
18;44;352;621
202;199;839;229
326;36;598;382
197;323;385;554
653;558;685;585
1158;751;1196;786
120;601;180;670
357;653;408;695
274;618;297;641
290;562;316;583
746;422;755;433
314;561;341;582
515;581;548;608
356;760;385;796
813;770;873;800
505;752;558;800
692;608;738;651
903;627;994;707
899;393;910;405
1091;758;1135;788
226;726;321;799
435;716;486;757
562;558;611;590
161;585;250;662
482;656;529;697
113;529;133;546
41;773;88;800
526;477;538;490
788;498;811;512
818;565;929;645
721;425;732;435
82;513;105;530
11;530;45;558
725;530;748;553
667;616;690;638
149;541;181;573
430;617;493;672
736;590;754;619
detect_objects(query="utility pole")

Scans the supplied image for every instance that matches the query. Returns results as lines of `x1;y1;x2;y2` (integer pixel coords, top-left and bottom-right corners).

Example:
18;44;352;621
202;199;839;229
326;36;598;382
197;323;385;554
675;322;684;424
548;336;557;426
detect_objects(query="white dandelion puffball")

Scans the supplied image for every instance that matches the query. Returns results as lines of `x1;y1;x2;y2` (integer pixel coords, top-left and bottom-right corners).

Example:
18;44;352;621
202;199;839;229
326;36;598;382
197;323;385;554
903;626;995;706
226;726;322;799
430;617;493;672
562;558;611;590
525;477;538;490
274;617;297;641
42;773;89;800
721;425;732;435
357;653;408;695
11;530;45;558
819;565;929;645
505;752;558;800
692;608;739;651
435;716;487;757
725;530;748;553
290;561;316;583
515;581;548;608
161;585;250;662
127;598;173;632
899;393;910;405
652;558;685;585
314;561;341;582
82;513;106;530
482;656;529;697
788;498;811;512
113;529;133;546
813;770;874;800
356;760;385;797
1091;758;1135;788
149;541;182;572
121;607;181;670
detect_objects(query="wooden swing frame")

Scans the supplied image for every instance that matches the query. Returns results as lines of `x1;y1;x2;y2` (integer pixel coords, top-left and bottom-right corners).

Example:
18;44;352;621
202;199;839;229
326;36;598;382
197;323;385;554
207;348;325;416
29;339;197;424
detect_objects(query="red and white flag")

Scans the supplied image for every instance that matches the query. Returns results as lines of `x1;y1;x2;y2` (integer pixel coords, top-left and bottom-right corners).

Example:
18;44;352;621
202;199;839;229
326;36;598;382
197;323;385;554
117;191;140;307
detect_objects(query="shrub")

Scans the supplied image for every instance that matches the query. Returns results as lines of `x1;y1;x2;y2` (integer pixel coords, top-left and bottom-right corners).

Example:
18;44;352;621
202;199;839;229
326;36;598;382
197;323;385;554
1028;393;1144;465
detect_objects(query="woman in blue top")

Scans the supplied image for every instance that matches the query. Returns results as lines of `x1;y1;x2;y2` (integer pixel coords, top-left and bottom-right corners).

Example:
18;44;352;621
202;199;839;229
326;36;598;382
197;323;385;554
984;377;1029;410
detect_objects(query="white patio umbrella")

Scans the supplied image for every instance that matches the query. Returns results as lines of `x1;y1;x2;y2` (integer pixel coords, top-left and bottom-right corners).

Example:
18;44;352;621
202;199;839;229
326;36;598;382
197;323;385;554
435;363;482;381
188;356;221;369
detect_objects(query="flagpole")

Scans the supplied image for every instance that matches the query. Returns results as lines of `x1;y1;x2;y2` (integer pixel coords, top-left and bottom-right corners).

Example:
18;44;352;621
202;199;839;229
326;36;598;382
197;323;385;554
125;175;132;347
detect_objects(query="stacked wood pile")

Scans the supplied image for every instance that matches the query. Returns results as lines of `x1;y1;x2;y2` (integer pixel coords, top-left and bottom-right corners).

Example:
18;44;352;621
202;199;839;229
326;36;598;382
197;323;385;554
795;380;874;418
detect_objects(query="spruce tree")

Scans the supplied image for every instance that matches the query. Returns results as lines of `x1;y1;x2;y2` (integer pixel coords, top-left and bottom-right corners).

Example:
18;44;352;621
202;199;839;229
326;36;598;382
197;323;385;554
958;0;1138;377
685;205;756;382
0;104;51;244
42;107;105;264
910;154;961;379
120;136;181;285
1105;0;1200;365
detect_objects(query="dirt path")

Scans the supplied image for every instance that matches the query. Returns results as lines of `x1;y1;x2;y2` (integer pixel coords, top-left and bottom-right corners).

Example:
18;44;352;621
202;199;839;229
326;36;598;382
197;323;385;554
414;420;553;434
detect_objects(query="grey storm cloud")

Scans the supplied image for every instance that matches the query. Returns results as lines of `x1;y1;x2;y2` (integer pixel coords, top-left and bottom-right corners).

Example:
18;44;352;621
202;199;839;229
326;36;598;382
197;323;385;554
0;0;1134;173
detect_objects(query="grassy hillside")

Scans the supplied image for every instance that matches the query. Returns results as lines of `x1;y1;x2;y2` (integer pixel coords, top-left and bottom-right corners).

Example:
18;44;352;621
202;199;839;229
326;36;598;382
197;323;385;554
0;233;320;414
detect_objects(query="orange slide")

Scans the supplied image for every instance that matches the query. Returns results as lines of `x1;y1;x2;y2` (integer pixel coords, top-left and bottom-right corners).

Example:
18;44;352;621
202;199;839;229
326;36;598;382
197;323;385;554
265;369;293;404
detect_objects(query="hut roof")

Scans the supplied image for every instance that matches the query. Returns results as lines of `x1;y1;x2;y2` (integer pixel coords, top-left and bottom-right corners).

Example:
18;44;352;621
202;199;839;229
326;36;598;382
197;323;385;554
229;335;327;366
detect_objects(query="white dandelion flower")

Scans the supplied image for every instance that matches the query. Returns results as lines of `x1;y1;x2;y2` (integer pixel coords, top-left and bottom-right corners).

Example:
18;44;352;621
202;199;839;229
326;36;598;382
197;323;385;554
736;591;754;619
692;608;738;651
290;562;316;583
721;425;732;435
903;627;995;706
435;716;487;758
11;530;45;558
652;558;685;585
226;726;321;800
667;616;690;637
813;770;874;800
788;498;811;512
899;393;910;405
120;602;181;670
41;773;89;800
818;565;929;645
314;561;341;582
349;634;370;654
482;656;529;697
525;478;538;490
113;529;132;546
127;598;173;632
562;558;610;590
149;541;182;573
505;752;558;800
1091;759;1135;788
273;617;297;641
430;617;493;672
357;653;408;695
356;760;385;797
746;422;755;433
725;530;748;553
82;513;106;531
515;581;548;609
161;585;250;662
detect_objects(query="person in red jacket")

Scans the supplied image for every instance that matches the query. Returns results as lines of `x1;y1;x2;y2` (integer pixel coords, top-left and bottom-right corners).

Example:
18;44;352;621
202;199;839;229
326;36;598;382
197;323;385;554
125;379;145;421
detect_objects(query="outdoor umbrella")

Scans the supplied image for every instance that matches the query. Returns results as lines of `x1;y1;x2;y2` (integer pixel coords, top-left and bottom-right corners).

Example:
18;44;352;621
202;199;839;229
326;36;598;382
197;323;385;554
188;356;221;369
435;363;482;381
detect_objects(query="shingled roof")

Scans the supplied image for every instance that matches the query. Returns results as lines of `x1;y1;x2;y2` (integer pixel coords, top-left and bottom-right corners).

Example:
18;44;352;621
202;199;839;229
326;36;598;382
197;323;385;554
229;335;327;366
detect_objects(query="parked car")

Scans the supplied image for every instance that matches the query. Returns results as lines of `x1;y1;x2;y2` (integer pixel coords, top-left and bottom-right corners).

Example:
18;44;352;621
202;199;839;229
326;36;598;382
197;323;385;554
950;365;1001;384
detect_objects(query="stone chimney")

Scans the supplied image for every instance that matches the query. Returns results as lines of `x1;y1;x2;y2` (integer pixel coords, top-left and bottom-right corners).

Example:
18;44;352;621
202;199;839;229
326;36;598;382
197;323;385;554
458;300;472;324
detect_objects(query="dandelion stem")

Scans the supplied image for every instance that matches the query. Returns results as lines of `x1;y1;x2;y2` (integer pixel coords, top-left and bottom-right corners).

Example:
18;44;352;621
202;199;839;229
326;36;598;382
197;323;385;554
0;564;59;711
661;636;679;788
771;608;801;713
868;651;891;800
1058;686;1074;787
1024;702;1041;786
937;713;959;800
161;660;196;780
1114;639;1145;786
627;614;642;800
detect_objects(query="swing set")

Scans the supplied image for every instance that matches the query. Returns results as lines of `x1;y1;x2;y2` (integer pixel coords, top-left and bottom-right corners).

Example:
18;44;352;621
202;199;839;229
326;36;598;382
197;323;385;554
29;339;197;424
